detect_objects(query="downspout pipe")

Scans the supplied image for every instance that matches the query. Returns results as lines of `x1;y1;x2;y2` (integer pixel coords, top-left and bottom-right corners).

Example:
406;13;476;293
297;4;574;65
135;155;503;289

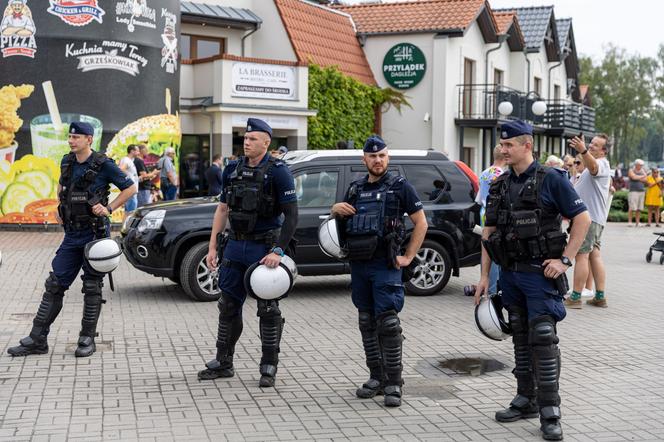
484;34;508;118
547;47;570;99
241;23;261;57
524;49;531;93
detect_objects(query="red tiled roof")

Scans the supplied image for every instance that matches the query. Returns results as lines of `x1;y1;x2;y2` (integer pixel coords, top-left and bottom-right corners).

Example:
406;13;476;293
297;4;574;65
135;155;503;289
337;0;490;35
493;11;525;47
494;11;514;34
274;0;376;85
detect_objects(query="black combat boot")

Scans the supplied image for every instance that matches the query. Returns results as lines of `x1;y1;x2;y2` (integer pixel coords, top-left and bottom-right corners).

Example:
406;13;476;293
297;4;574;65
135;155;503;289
496;306;538;422
530;315;563;441
75;278;105;358
8;273;64;357
377;310;403;407
257;300;283;388
356;311;384;398
199;296;243;380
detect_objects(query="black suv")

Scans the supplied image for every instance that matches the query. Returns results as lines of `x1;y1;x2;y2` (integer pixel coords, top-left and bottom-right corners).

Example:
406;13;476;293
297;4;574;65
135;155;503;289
120;150;481;301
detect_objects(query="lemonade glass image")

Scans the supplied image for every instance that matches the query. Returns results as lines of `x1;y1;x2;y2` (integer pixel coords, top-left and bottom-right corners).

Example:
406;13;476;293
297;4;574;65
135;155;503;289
30;114;103;165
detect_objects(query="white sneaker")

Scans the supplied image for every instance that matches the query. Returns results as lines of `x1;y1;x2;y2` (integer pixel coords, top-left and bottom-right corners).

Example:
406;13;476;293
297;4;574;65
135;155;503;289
581;288;594;298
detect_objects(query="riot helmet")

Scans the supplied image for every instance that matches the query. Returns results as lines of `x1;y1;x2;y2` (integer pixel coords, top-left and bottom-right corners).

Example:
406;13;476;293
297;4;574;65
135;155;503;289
84;238;122;273
244;259;295;301
317;215;347;259
474;292;512;341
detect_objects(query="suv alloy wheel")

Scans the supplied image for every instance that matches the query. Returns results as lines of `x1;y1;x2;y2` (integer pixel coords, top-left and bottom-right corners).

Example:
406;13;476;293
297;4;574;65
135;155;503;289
405;239;452;296
180;242;222;301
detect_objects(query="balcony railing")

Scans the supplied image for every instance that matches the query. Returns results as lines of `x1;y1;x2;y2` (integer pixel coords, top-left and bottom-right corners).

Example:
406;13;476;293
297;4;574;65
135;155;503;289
456;83;595;133
544;100;595;133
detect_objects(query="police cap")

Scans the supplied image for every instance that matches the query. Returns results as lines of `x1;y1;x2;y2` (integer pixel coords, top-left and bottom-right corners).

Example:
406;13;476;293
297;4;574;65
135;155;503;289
246;118;272;138
69;122;94;136
363;135;386;153
500;120;532;140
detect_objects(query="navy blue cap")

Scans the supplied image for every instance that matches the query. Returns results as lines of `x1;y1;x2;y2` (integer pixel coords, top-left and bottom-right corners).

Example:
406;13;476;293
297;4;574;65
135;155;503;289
500;120;532;139
69;121;94;136
363;135;386;153
246;118;272;138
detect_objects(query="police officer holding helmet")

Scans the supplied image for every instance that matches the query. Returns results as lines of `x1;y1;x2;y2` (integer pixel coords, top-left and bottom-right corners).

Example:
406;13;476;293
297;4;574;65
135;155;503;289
474;120;591;441
331;135;427;407
198;118;298;388
8;122;136;358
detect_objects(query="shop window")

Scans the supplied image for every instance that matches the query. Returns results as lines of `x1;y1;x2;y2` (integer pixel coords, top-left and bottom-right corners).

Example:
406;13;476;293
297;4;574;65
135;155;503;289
181;34;225;62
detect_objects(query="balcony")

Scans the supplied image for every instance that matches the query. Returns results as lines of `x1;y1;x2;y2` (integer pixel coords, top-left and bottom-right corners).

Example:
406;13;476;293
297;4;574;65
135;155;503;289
544;100;595;134
455;83;595;133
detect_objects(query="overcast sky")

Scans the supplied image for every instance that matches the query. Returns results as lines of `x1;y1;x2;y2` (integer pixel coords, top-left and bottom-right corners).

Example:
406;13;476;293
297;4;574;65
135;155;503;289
344;0;663;61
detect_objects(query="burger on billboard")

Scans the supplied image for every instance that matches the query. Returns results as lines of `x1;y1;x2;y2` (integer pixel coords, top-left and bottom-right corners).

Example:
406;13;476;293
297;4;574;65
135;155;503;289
0;0;181;224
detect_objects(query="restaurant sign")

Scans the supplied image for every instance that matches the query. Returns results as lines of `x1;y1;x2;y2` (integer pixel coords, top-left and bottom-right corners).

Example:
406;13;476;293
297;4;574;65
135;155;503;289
382;43;426;90
231;62;297;101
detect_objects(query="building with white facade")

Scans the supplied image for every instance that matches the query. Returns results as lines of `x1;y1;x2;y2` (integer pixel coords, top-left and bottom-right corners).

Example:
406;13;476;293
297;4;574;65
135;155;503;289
338;0;594;171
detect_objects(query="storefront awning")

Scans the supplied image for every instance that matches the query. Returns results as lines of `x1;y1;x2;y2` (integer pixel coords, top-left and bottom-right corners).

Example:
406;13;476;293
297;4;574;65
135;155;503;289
181;1;262;30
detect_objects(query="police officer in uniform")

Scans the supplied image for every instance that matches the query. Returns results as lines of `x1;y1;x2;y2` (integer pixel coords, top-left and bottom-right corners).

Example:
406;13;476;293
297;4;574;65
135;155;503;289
331;135;427;407
198;118;298;388
474;121;591;440
8;122;136;358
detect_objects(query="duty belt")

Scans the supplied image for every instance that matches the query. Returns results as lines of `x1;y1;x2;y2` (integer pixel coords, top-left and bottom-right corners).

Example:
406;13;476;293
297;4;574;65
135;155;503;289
229;229;278;243
502;261;544;273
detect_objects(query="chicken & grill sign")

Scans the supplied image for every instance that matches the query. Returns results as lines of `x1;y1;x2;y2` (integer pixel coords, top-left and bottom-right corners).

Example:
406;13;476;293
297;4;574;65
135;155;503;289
382;43;426;90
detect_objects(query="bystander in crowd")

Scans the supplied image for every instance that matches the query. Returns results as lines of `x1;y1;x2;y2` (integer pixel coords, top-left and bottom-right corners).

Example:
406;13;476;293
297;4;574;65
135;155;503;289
158;147;178;200
134;144;158;207
627;159;648;227
119;145;139;218
205;154;224;197
645;167;663;227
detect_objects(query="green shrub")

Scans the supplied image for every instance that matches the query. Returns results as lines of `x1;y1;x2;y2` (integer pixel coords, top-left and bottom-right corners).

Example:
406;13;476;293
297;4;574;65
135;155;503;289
611;190;628;212
307;64;409;149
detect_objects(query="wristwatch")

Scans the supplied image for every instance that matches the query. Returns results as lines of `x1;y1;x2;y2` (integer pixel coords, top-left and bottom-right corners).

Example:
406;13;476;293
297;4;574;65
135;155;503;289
271;246;285;257
560;256;573;267
106;205;113;214
580;149;589;155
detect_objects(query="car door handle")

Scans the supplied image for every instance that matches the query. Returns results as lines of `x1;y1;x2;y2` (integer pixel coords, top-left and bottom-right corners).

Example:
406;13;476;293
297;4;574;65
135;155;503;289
318;214;330;219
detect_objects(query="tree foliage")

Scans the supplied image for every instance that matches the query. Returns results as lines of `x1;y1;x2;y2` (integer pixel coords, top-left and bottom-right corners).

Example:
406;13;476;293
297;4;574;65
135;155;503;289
307;64;409;149
579;44;664;166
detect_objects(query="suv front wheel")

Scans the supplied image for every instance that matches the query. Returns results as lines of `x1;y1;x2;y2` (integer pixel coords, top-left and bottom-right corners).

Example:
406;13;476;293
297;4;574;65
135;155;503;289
180;242;222;302
405;239;452;296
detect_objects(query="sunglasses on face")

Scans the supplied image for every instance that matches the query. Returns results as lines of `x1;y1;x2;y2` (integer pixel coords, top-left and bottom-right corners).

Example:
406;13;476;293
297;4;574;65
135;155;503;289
574;161;581;165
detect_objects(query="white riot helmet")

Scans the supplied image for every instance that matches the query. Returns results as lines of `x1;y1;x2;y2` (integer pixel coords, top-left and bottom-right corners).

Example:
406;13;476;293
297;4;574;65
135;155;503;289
474;293;512;341
84;238;122;273
244;258;295;301
318;216;347;259
280;254;298;281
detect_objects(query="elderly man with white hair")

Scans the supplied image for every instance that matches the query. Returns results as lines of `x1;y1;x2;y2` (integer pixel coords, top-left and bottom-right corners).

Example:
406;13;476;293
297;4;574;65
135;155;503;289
158;146;178;200
627;159;648;227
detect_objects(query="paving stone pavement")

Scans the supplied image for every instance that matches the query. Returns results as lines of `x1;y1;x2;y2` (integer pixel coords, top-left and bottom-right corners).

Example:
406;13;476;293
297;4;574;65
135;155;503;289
0;223;663;441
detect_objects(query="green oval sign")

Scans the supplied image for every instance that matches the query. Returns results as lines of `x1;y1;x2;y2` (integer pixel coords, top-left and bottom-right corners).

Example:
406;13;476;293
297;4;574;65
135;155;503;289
382;43;426;89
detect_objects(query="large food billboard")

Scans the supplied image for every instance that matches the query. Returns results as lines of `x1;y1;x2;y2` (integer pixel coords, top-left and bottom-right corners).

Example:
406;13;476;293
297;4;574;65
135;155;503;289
0;0;181;224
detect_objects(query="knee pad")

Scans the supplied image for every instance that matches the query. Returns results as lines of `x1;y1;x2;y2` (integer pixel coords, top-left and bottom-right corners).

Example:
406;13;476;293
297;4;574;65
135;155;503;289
506;305;528;335
529;315;559;346
82;278;103;296
45;273;65;296
218;295;242;318
358;311;375;332
376;310;401;337
257;299;281;318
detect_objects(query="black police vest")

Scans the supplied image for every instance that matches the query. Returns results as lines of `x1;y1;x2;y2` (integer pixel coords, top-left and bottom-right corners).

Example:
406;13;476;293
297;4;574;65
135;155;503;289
484;165;567;265
344;172;405;260
225;156;279;233
58;152;110;229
